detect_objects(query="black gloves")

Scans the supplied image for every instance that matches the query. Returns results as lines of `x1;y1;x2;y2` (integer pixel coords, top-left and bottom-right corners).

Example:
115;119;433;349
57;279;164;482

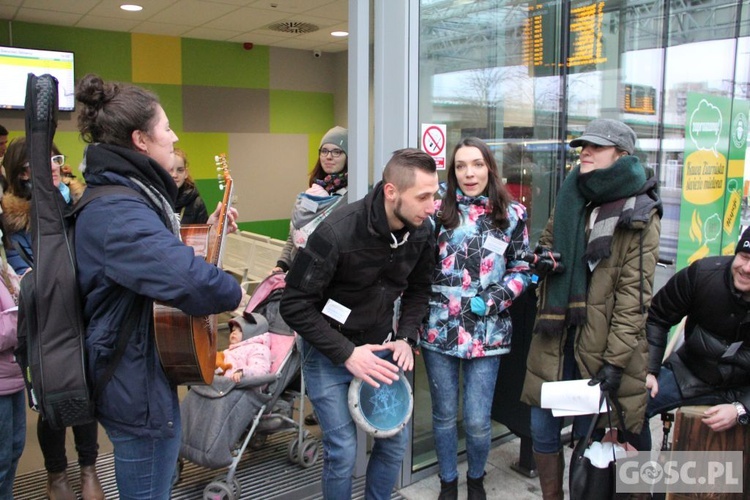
518;245;565;278
588;362;624;393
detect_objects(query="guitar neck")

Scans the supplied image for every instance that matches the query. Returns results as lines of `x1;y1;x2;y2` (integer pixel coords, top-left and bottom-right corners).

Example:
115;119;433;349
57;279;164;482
206;154;233;267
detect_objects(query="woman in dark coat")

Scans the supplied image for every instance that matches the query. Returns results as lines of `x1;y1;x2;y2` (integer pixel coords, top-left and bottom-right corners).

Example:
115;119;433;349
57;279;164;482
171;147;208;224
74;73;241;499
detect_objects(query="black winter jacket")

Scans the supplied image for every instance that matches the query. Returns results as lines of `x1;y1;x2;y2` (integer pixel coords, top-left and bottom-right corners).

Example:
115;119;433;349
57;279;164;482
646;255;750;408
175;184;208;224
280;181;435;364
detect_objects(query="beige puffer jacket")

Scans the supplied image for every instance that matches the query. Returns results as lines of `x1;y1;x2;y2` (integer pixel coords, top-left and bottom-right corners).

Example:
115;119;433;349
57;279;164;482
521;207;661;432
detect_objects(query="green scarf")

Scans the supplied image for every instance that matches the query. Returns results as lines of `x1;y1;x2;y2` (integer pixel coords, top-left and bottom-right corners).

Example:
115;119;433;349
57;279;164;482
534;155;647;335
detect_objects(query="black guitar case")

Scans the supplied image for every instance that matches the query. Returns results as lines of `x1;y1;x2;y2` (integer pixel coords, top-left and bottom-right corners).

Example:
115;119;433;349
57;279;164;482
18;73;95;429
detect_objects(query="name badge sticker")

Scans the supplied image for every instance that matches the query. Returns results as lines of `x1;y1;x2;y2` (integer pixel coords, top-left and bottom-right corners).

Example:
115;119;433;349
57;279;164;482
722;341;744;359
322;299;351;325
483;235;508;255
300;197;319;212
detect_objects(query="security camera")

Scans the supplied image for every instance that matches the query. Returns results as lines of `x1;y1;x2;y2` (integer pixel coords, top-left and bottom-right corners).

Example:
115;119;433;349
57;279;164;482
313;50;322;58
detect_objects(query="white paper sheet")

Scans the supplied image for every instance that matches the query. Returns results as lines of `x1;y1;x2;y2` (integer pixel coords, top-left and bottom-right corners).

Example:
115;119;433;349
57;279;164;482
541;379;608;417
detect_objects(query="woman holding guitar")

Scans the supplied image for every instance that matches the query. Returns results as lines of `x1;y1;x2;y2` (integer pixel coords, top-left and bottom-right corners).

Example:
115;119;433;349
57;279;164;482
73;73;242;500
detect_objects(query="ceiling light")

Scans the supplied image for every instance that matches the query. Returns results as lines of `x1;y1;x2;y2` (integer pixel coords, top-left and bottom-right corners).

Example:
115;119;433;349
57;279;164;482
120;4;143;12
331;31;349;37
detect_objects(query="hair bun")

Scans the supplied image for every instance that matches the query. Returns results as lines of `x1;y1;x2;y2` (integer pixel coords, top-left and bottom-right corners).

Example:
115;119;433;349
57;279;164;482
75;73;116;110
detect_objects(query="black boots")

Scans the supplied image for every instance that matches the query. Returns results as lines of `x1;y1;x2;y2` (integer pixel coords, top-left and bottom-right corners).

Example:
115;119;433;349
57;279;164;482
466;472;487;500
438;476;458;500
534;450;565;500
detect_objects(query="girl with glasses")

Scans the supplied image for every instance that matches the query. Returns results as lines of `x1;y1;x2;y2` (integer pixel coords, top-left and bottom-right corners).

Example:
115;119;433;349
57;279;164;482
271;125;349;427
272;125;349;275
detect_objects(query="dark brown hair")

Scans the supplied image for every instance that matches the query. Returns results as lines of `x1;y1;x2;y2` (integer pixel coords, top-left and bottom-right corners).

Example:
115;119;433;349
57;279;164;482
75;73;160;148
439;137;511;231
2;137;61;200
382;148;437;191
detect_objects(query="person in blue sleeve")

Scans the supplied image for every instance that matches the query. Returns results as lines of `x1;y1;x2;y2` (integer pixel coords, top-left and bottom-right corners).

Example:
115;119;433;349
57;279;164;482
73;73;242;500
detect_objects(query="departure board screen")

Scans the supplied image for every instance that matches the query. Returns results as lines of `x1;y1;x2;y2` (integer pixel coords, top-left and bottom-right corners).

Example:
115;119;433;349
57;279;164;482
623;84;657;115
522;0;608;74
568;1;607;67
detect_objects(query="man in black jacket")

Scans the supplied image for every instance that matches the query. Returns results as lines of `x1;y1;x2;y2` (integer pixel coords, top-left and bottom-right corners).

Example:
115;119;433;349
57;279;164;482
280;148;438;500
644;226;750;448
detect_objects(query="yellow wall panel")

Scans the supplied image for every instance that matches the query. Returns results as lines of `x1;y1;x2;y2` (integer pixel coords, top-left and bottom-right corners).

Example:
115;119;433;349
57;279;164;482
132;34;181;84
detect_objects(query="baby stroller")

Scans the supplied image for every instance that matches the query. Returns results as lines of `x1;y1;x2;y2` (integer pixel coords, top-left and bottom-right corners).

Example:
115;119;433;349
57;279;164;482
179;272;320;500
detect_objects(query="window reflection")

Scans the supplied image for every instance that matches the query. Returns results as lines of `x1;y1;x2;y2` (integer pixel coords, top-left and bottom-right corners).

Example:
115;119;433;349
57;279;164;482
416;0;750;475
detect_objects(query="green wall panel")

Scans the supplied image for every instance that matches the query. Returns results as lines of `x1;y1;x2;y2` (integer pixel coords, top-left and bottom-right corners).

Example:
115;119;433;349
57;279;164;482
194;178;224;219
53;132;89;172
269;90;333;133
139;83;183;132
182;38;269;89
173;133;229;179
238;219;290;240
7;22;131;82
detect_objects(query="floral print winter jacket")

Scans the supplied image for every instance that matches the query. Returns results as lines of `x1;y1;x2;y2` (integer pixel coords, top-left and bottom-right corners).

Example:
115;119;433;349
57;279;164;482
421;194;532;359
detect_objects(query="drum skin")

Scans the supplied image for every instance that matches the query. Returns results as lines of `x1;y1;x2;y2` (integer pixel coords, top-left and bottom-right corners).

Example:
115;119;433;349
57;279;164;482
348;373;413;438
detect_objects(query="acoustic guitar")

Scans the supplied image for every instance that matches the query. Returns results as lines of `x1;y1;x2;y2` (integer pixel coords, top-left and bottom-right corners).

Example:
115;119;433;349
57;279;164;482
154;154;233;385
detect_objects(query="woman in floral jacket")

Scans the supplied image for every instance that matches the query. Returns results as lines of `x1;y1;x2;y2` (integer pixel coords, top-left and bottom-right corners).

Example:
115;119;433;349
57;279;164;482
421;137;532;500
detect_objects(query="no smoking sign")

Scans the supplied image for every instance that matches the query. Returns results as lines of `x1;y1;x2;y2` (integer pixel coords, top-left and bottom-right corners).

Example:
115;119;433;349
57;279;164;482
421;123;446;170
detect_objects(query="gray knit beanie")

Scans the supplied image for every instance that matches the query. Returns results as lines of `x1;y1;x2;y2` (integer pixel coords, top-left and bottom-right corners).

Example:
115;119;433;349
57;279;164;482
320;126;348;155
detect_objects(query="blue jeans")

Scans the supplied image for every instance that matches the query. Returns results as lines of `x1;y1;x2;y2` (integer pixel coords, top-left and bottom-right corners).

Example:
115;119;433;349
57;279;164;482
103;408;181;500
646;366;724;418
422;348;500;482
531;405;593;454
639;365;725;451
0;390;25;499
530;330;586;454
302;341;408;500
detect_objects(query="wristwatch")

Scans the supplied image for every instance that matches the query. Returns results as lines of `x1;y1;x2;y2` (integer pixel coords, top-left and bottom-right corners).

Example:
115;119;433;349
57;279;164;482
396;336;417;348
733;401;749;426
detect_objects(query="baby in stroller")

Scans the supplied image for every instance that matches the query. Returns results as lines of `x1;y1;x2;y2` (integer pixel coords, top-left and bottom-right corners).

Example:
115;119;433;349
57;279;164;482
216;315;272;384
179;273;319;499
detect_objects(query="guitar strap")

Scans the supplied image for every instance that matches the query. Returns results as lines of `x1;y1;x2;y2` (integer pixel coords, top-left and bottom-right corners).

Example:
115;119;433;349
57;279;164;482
93;299;140;400
72;185;147;400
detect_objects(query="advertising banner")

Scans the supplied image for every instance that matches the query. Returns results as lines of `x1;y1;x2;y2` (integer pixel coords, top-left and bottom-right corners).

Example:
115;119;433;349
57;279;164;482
676;93;747;270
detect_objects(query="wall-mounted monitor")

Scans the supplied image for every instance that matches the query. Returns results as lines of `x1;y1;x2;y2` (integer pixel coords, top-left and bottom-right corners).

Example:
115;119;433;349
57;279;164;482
0;45;76;111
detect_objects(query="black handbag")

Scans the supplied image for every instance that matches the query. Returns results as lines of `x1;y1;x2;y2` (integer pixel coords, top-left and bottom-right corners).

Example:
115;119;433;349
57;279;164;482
569;392;629;500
